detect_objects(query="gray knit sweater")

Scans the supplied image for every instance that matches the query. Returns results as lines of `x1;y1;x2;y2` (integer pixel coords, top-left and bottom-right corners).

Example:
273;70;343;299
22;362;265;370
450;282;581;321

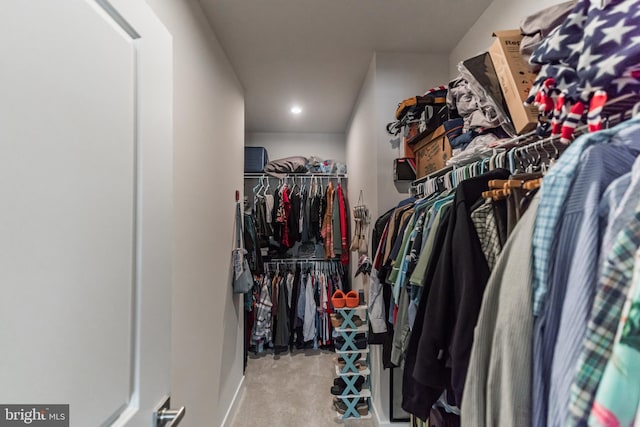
461;195;539;426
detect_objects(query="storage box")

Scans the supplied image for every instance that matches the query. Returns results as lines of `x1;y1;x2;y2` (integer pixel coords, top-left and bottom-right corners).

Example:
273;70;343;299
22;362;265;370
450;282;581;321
413;125;452;179
403;123;420;158
244;146;269;173
488;30;539;134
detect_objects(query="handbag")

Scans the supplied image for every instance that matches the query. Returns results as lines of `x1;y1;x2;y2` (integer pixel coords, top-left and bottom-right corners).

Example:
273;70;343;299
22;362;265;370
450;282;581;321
350;191;370;256
232;201;254;294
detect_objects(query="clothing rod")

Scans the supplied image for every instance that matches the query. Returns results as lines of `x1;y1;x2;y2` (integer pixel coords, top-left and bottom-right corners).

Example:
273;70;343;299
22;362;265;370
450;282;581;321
410;104;636;193
244;173;348;178
411;166;453;186
410;95;639;192
263;258;341;263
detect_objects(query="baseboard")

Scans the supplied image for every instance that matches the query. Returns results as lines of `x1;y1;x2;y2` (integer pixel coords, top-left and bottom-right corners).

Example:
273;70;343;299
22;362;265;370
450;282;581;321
220;375;245;427
372;401;409;427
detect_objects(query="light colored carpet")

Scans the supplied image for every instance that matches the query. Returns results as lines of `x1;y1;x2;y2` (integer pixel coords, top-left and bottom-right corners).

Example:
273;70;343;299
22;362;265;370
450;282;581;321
227;350;375;427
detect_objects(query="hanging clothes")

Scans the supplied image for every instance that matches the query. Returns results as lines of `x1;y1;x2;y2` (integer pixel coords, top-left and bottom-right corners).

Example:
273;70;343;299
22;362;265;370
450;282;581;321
274;272;290;348
541;124;640;427
251;275;273;351
322;181;335;258
590;247;640;427
462;195;539;427
250;261;345;353
287;187;301;244
249;176;350;255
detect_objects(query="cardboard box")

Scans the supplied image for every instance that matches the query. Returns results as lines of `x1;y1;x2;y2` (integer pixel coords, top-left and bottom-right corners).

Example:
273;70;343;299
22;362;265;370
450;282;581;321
413;125;452;179
488;30;539;134
403;123;419;158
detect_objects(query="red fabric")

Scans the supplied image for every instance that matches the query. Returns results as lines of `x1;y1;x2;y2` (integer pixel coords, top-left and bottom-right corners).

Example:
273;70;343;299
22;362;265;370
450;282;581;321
539;78;556;114
551;92;566;135
561;101;585;144
588;90;608;133
337;184;349;266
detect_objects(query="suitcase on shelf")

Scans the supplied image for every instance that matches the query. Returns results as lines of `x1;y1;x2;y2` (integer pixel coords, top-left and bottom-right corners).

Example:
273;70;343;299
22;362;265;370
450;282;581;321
244;146;269;173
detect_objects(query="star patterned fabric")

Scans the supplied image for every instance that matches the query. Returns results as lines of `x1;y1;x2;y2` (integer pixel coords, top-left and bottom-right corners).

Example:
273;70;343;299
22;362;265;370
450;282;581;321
526;0;640;142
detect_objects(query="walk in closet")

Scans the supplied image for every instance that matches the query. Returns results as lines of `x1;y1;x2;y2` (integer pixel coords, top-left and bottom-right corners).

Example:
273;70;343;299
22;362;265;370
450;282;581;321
17;0;633;425
232;0;640;423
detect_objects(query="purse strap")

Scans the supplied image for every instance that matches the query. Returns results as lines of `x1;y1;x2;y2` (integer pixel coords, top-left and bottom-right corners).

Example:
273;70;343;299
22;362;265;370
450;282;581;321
235;201;244;250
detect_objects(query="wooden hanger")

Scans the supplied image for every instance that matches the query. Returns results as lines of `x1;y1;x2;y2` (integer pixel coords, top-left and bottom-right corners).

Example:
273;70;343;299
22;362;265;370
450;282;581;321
523;178;542;190
488;179;508;189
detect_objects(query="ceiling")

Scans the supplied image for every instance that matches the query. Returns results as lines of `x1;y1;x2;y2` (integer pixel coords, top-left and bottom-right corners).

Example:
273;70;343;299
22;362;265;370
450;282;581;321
199;0;493;134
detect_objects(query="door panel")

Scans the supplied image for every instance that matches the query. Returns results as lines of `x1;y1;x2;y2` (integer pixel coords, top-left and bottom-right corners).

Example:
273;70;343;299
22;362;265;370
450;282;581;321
0;1;173;426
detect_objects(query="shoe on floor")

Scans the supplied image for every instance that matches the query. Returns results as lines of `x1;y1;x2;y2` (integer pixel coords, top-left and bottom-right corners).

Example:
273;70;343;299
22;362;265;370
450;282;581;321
333;398;368;416
330;313;364;328
331;375;365;395
334;358;367;371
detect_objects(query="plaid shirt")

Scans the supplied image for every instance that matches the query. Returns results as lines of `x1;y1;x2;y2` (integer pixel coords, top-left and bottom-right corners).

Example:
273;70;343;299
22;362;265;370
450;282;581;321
532;119;640;316
590;248;640;427
568;202;640;426
470;199;502;271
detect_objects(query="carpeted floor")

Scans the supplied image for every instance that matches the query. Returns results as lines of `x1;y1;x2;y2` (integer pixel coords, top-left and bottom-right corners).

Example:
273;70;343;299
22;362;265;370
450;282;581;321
226;350;375;426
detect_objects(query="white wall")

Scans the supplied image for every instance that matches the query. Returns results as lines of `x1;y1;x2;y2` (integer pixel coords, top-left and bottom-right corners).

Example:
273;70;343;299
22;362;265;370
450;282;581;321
375;52;450;211
142;1;245;426
245;132;346;162
345;51;449;425
449;0;568;75
346;58;378;228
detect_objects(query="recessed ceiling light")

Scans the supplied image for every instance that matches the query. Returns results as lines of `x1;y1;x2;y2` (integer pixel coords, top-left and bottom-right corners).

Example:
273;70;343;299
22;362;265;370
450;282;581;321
290;106;302;115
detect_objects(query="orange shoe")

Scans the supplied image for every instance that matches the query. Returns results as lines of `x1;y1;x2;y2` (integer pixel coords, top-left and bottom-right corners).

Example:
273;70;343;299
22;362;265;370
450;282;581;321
332;290;346;308
345;290;359;308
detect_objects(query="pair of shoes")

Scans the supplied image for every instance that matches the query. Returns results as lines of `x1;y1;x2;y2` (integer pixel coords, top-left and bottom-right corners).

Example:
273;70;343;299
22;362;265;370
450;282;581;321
329;313;342;328
333;398;368;416
332;290;346;308
334;357;367;371
331;290;360;309
334;334;367;350
333;375;364;386
330;375;365;395
335;353;361;364
345;291;359;308
330;313;365;328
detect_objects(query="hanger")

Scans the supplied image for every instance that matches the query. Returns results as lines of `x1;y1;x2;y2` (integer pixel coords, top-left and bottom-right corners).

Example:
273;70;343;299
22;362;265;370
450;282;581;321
548;138;560;161
499;151;508;169
488;179;508;189
263;176;271;196
507;149;517;174
523;178;542;190
444;170;453;190
480;158;488;174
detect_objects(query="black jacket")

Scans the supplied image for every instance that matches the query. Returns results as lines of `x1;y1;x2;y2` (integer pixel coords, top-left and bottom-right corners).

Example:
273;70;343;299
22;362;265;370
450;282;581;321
403;169;510;418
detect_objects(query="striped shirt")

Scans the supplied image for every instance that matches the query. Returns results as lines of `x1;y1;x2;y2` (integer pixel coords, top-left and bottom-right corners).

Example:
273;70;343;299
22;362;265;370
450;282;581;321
537;134;640;427
531;117;640;317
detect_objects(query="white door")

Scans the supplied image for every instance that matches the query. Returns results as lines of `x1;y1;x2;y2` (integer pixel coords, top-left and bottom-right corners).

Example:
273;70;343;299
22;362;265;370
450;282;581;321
0;1;174;426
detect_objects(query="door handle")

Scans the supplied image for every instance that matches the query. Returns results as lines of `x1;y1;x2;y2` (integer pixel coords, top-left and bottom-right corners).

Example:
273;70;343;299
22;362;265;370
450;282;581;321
154;396;186;427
